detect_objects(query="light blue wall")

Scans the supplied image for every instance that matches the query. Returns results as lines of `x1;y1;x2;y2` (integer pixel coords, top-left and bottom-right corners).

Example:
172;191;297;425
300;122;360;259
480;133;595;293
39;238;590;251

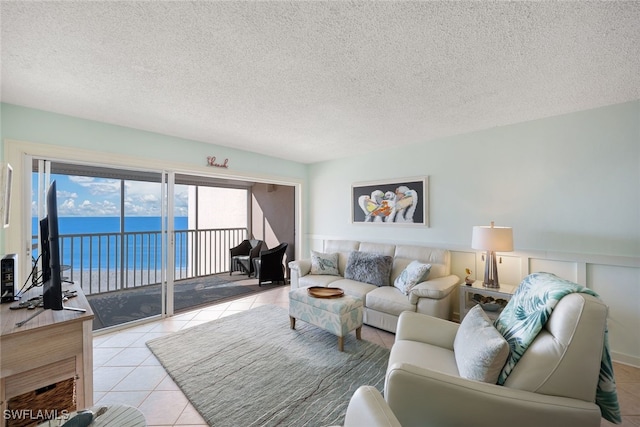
307;101;640;365
3;102;638;258
308;101;640;258
0;103;309;252
3;101;638;257
0;103;308;179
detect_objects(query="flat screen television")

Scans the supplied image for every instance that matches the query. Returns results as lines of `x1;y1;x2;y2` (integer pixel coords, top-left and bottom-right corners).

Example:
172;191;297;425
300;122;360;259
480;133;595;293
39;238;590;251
42;180;63;310
39;217;50;283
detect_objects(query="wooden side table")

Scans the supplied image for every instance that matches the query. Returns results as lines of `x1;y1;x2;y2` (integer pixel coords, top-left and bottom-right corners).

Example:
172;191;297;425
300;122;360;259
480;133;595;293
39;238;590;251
459;280;517;321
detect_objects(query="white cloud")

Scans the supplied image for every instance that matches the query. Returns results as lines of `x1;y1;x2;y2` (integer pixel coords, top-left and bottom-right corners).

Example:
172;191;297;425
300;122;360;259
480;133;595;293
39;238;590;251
70;176;120;196
35;174;192;217
68;176;94;184
58;198;76;215
58;190;78;198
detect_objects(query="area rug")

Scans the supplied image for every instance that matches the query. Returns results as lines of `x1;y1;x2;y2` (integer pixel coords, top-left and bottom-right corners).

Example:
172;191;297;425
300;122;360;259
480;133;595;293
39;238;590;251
146;305;390;427
87;274;281;330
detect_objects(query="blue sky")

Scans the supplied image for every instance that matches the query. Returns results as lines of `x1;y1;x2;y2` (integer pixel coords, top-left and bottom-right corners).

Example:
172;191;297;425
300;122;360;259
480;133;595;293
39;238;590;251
33;174;189;217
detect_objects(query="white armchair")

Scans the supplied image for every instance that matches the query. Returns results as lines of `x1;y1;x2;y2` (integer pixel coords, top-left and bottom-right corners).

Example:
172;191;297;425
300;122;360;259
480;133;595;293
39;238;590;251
384;292;612;427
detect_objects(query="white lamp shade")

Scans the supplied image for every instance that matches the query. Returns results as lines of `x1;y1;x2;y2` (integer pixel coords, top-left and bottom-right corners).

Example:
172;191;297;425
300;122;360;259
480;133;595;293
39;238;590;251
472;225;513;252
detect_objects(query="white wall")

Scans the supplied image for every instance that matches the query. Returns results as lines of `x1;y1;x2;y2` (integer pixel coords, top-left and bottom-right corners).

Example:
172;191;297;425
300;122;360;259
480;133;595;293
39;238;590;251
192;187;248;229
308;101;640;366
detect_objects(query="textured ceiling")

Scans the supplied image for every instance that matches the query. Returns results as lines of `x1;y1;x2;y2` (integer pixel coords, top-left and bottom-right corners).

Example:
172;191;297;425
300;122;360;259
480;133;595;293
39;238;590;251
2;1;639;164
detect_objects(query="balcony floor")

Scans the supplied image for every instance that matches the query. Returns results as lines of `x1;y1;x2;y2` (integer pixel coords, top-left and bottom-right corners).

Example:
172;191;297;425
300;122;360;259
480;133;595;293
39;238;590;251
87;273;283;330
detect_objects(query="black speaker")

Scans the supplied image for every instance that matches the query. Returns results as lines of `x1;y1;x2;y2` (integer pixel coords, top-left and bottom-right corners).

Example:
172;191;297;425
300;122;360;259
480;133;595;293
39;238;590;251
1;253;17;303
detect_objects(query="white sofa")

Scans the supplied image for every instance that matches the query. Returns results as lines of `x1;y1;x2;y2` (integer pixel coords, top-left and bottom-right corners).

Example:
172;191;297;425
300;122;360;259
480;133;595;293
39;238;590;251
288;240;460;333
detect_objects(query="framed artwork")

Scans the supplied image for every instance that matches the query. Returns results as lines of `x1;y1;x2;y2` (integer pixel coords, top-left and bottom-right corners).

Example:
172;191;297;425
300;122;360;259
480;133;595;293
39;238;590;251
352;176;428;226
2;163;12;228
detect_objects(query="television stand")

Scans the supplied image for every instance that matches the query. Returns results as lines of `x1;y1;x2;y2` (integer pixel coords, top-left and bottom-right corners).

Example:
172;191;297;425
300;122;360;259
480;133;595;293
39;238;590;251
1;283;95;420
14;305;86;327
15;308;45;327
10;289;86;326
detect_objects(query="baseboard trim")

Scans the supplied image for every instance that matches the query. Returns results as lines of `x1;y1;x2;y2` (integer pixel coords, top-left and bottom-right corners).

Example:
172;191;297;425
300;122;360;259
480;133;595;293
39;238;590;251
611;351;640;369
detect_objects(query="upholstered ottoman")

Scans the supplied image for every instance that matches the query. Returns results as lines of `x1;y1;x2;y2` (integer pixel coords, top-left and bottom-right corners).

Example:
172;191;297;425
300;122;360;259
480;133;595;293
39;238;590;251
289;288;364;351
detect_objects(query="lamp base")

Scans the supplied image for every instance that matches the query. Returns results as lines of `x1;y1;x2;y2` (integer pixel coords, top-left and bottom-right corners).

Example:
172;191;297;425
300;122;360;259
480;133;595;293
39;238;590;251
483;250;501;288
482;281;500;289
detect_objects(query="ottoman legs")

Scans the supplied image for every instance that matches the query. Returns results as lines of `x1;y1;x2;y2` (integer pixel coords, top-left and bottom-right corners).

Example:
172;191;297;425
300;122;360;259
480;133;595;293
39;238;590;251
338;326;361;351
292;315;362;352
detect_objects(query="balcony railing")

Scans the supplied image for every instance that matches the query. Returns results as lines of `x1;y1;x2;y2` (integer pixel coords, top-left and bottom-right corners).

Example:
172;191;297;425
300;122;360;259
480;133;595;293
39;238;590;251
33;227;248;295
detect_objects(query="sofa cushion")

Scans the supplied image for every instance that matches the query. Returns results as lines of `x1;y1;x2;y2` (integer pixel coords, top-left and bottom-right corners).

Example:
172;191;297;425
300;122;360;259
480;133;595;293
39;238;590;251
358;242;396;257
345;251;394;287
393;245;450;279
325;240;361;253
367;286;416;316
330;278;378;301
393;260;431;295
325;240;361;275
453;304;509;383
310;251;340;276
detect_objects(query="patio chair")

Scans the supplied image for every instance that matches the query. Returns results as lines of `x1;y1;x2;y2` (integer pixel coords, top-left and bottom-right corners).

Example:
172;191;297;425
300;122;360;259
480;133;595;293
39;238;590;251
230;239;263;277
253;242;288;286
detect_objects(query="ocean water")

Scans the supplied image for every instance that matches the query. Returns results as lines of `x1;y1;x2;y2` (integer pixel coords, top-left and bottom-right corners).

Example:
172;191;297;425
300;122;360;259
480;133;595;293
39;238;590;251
32;216;189;270
32;216;189;235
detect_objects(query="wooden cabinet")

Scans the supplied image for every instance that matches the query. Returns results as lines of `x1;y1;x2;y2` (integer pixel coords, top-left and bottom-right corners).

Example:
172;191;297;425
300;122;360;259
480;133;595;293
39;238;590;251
1;284;93;426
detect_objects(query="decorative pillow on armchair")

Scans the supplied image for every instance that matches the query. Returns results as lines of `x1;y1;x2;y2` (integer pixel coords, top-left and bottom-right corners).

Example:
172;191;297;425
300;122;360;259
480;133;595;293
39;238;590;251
310;251;340;276
393;260;431;295
453;304;510;383
344;251;393;287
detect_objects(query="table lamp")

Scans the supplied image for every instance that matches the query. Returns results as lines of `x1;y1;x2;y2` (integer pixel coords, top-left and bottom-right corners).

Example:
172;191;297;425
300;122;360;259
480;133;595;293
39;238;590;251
471;221;513;288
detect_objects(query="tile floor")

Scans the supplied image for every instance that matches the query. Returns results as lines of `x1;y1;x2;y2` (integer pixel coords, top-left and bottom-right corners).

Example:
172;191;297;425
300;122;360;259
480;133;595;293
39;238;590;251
92;285;640;427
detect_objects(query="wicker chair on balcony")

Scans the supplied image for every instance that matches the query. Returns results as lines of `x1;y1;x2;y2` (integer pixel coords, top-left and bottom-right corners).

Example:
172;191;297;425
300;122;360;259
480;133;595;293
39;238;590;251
253;242;288;286
229;239;263;277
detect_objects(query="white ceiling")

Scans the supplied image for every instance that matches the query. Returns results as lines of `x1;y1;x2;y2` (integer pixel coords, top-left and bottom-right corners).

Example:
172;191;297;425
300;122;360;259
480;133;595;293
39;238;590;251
2;1;639;164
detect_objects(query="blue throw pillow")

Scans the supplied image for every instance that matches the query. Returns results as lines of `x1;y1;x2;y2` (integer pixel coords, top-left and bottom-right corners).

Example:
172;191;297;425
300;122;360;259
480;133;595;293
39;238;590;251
344;251;393;287
454;305;510;383
310;251;340;276
393;260;431;295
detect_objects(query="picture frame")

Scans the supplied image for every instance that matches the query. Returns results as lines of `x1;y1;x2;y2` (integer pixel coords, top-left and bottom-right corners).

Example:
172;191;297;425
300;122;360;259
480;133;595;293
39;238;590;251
351;176;428;226
2;163;13;228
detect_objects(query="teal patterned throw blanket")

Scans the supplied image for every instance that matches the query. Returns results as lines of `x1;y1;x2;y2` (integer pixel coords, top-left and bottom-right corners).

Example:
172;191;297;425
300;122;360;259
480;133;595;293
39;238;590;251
494;272;621;424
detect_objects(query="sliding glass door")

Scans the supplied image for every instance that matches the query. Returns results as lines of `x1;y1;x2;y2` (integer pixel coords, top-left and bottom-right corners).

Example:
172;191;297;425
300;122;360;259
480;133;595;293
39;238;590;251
31;159;171;329
25;155;293;330
171;174;251;313
28;159;263;329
